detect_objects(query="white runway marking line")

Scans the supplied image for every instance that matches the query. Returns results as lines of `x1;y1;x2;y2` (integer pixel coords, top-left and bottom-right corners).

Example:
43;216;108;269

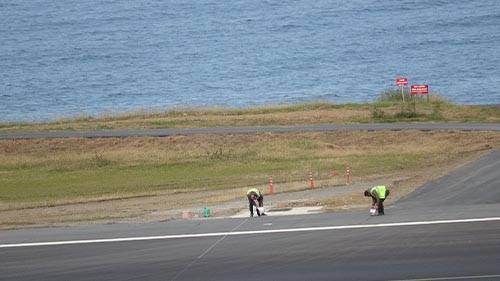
2;217;500;249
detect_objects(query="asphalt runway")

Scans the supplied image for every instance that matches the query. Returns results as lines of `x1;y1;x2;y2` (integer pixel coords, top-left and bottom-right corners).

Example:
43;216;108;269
1;150;499;281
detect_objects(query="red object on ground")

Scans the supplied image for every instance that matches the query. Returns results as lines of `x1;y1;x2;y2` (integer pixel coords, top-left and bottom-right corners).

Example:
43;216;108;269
410;84;429;95
396;78;408;86
309;171;315;189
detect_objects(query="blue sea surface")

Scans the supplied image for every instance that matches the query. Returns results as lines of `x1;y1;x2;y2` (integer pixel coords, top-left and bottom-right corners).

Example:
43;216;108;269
1;0;499;121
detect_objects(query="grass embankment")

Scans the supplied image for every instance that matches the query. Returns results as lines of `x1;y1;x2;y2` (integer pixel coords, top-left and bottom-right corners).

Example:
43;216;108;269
0;94;498;132
1;130;499;228
1;93;499;228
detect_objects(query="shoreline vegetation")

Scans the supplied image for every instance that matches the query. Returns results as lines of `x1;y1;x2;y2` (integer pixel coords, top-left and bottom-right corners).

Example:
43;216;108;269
1;92;499;132
1;92;499;229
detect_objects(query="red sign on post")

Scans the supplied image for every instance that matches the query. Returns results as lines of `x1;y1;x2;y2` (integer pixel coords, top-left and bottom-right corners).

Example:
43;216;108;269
396;78;408;86
410;84;429;95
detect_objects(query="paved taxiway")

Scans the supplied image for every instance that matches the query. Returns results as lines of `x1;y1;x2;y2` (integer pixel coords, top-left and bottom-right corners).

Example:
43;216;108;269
1;122;500;140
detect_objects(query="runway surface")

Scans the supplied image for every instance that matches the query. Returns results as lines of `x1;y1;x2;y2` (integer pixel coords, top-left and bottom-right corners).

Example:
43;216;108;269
1;122;500;140
1;150;499;280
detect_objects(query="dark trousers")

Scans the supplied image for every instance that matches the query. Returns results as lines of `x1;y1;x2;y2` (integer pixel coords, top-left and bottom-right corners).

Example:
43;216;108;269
372;197;385;215
248;195;263;216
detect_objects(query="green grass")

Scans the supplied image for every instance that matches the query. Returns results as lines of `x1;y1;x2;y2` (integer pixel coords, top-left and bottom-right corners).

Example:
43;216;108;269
0;159;306;203
367;90;500;123
3;130;497;206
0;157;393;203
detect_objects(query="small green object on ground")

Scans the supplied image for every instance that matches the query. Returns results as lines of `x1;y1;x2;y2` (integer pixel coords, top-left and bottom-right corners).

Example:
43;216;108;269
203;207;211;218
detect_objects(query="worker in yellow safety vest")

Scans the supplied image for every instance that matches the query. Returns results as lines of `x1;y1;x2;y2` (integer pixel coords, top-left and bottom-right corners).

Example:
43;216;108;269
247;188;265;217
364;185;390;215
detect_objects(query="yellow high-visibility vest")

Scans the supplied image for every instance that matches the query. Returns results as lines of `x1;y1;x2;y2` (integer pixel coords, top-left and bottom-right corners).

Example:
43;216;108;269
247;188;261;197
370;185;387;199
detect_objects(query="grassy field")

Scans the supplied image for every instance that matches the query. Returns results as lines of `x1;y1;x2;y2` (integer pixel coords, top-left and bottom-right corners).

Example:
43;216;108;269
0;95;499;132
1;131;498;208
0;131;499;228
1;95;499;228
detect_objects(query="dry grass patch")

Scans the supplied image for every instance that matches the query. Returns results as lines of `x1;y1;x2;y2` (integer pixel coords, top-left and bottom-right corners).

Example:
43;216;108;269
0;130;499;228
0;103;371;132
1;101;498;132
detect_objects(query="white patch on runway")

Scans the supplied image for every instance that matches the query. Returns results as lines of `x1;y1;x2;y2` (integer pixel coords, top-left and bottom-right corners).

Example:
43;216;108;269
2;217;500;249
231;206;323;218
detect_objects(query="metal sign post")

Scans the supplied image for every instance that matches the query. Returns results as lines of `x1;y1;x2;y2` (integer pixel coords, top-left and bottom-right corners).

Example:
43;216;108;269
396;77;408;102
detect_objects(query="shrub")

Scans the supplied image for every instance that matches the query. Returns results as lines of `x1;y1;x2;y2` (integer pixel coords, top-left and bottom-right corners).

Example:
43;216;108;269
394;110;421;119
377;89;408;102
428;103;444;120
371;107;386;119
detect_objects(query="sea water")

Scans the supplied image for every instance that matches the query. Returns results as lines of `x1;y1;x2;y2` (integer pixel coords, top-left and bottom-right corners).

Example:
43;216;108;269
1;0;499;121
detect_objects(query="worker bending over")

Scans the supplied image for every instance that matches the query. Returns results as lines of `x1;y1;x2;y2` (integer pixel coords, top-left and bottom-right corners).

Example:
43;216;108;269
364;185;390;215
247;188;265;217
